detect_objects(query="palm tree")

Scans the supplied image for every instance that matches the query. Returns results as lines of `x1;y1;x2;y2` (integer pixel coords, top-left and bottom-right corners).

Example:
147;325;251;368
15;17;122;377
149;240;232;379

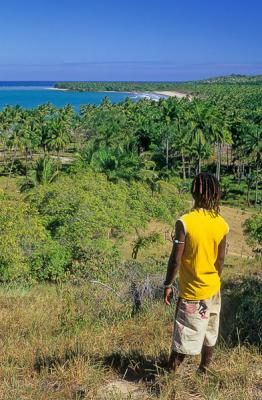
0;106;24;175
20;156;59;191
244;124;262;205
186;100;214;173
168;98;191;180
43;109;72;165
208;105;232;181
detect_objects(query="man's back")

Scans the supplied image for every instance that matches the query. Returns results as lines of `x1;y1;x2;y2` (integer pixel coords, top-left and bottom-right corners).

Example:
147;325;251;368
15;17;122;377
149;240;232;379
164;173;229;373
178;208;229;300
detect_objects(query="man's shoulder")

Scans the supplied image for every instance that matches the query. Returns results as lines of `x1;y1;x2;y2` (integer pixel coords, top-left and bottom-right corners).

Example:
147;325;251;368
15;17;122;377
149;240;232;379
177;212;190;226
217;214;230;233
179;209;203;222
179;209;195;220
179;210;229;226
176;210;196;233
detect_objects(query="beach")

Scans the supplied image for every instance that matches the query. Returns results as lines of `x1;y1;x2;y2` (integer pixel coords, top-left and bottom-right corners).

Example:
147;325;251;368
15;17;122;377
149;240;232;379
154;90;192;99
48;87;68;91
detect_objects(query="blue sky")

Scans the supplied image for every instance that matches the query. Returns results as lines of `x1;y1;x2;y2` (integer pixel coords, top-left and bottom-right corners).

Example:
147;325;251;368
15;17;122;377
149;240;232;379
0;0;261;81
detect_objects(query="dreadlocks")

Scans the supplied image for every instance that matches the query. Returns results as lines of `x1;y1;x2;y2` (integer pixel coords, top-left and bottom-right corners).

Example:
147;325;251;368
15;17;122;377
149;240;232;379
191;173;221;214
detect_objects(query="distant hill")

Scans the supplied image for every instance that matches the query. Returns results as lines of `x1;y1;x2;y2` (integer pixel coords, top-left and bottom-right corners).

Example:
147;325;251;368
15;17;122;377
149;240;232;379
195;74;262;85
55;74;262;92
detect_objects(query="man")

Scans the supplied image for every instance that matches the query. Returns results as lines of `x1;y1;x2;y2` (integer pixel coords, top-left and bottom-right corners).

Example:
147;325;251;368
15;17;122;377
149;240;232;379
164;173;229;373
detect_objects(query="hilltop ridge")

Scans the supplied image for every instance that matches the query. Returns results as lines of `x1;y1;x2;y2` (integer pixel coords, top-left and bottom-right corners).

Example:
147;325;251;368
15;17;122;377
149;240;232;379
195;74;262;85
55;74;262;92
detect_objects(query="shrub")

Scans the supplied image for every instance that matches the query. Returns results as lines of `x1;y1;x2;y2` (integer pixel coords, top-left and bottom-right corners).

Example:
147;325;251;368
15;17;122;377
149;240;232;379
244;214;262;254
0;170;184;282
0;200;69;282
230;278;262;349
28;171;185;281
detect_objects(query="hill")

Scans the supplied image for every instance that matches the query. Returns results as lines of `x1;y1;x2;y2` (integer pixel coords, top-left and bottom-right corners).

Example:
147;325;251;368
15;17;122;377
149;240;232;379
54;74;262;92
195;74;262;85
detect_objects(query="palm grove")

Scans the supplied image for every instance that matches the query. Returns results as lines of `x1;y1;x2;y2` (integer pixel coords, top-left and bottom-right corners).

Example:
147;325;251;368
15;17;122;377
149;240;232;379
0;82;261;282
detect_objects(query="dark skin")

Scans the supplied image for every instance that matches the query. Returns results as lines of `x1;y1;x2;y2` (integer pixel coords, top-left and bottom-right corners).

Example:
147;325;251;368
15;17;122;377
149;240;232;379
164;220;185;306
164;213;227;373
214;235;227;277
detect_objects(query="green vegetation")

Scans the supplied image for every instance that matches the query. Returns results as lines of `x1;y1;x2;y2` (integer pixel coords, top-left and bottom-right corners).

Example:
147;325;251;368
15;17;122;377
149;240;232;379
0;170;183;282
55;74;262;92
227;276;262;349
0;78;261;283
55;81;187;92
0;75;261;399
195;74;262;85
244;214;262;254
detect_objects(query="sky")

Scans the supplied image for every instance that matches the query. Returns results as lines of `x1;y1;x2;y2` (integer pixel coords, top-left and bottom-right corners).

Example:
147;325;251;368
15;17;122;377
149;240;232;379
0;0;261;81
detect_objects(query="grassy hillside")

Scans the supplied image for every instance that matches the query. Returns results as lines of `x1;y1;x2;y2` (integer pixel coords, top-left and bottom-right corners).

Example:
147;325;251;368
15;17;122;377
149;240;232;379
0;254;261;400
0;74;261;399
0;175;260;399
197;74;262;85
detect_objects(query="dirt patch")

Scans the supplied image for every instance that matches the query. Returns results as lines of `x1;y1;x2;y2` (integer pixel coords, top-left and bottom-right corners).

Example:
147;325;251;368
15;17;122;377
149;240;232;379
121;206;254;261
220;206;253;257
95;380;149;400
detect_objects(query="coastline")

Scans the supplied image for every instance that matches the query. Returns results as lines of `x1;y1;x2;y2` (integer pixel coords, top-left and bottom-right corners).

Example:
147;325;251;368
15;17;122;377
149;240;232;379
51;87;192;100
49;87;164;100
153;90;192;99
51;87;190;100
47;87;68;91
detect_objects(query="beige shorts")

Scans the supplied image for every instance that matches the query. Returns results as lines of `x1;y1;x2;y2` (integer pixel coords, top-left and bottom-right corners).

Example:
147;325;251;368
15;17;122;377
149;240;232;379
172;291;221;355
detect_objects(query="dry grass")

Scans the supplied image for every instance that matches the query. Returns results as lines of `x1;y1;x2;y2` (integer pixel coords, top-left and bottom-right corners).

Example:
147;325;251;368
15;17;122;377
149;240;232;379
0;257;261;400
220;206;253;257
120;203;255;263
0;180;259;399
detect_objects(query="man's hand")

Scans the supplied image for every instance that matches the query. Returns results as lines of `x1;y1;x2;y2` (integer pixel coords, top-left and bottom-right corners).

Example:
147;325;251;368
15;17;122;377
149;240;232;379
215;235;227;277
164;220;185;304
164;287;173;305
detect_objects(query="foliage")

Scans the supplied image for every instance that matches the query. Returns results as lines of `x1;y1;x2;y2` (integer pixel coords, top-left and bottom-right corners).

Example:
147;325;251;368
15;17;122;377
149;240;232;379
20;156;59;191
55;74;262;91
224;277;262;349
0;79;261;206
55;81;189;92
244;214;262;251
131;232;164;259
0;200;69;281
0;75;261;282
25;170;184;282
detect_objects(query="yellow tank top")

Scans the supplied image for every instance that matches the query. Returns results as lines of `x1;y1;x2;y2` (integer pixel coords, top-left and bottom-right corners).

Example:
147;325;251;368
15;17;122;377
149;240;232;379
178;208;229;300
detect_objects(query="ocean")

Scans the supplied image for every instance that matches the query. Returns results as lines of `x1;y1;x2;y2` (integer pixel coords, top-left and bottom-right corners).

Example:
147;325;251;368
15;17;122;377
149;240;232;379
0;81;153;110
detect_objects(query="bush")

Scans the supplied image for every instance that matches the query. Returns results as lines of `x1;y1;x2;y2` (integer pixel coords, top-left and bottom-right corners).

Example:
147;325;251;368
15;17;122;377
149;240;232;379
28;171;185;282
244;214;262;254
0;170;184;282
235;278;262;348
29;240;70;281
0;200;69;282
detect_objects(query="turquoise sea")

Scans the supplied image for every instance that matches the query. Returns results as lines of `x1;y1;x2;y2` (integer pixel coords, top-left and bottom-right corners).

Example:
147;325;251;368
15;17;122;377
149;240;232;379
0;81;158;110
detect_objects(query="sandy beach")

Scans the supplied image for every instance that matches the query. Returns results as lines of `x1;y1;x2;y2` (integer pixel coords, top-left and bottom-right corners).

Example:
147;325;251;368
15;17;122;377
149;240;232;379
154;90;192;99
46;88;192;100
48;87;68;91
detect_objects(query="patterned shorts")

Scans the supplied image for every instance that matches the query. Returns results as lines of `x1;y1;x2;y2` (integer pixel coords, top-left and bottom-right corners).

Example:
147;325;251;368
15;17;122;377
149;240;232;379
172;291;221;355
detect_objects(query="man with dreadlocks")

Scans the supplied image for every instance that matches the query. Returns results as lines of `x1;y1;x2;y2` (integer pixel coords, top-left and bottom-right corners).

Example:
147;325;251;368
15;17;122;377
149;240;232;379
164;172;229;374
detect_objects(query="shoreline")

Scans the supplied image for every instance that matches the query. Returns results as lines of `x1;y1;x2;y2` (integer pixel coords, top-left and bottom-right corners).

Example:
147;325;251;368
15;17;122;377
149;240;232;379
50;87;190;100
153;90;192;99
47;87;69;91
49;87;164;100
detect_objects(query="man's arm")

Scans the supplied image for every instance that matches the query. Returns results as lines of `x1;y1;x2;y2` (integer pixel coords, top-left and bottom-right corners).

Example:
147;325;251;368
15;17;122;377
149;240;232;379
164;220;185;305
215;235;227;276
